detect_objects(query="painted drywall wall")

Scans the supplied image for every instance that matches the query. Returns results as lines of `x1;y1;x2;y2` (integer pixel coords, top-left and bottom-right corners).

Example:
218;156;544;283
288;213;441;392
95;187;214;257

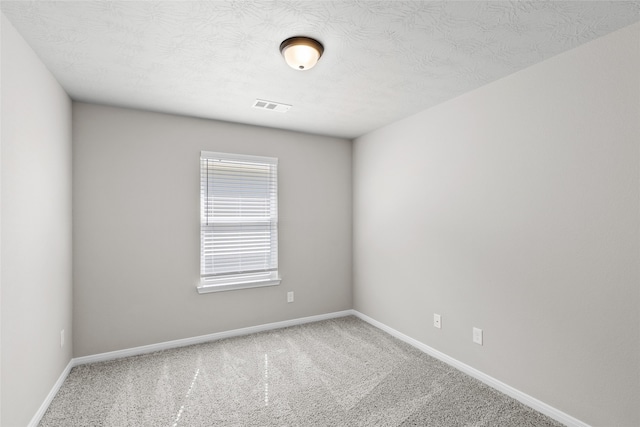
1;12;73;427
72;103;352;357
353;22;640;427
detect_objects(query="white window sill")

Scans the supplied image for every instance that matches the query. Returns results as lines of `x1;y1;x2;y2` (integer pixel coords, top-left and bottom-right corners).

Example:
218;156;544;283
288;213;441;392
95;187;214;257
197;276;281;294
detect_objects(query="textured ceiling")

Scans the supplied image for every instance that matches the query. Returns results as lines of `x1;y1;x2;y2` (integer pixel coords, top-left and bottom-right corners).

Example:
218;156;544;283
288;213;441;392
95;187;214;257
2;1;639;139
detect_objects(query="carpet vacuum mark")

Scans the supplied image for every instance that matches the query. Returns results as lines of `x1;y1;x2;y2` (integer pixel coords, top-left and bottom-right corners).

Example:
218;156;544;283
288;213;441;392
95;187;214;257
39;316;563;426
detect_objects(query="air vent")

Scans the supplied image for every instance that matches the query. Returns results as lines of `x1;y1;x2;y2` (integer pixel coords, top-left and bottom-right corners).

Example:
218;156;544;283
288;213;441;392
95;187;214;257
252;99;291;113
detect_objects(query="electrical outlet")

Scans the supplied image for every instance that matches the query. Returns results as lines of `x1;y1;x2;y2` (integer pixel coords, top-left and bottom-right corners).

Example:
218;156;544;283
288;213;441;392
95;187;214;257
61;329;65;348
473;327;483;345
287;291;294;303
433;314;441;329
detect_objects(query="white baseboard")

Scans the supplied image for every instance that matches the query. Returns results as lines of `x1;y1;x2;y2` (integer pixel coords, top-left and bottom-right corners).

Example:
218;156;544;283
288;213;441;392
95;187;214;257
351;310;590;427
28;359;73;427
73;310;354;366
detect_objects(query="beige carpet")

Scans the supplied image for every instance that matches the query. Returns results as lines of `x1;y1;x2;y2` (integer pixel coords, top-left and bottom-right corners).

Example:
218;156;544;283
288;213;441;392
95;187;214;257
39;316;564;426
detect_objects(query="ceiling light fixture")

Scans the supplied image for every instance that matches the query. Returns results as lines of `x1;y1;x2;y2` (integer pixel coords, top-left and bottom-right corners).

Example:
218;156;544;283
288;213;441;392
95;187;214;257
279;36;324;71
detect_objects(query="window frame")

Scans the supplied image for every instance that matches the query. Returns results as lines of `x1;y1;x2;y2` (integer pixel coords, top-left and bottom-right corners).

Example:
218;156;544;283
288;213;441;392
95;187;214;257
197;151;281;294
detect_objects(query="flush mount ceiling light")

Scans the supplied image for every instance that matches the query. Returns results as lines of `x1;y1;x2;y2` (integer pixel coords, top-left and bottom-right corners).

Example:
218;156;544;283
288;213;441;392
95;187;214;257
279;36;324;71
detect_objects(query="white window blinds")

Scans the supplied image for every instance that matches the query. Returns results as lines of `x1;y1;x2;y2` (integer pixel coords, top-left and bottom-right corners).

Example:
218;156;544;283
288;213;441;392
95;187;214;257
199;151;279;292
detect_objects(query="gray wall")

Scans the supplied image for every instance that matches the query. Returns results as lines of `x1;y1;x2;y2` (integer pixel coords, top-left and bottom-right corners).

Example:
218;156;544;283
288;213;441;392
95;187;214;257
353;22;640;427
1;13;73;427
72;103;352;357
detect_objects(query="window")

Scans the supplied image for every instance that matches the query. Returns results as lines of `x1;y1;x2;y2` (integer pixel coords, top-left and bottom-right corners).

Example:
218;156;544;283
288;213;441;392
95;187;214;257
198;151;280;293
